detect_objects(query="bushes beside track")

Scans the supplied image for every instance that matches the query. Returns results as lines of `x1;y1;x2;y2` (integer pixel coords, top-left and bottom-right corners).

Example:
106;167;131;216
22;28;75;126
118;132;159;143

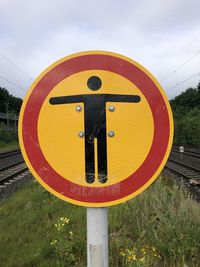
0;124;18;151
171;82;200;148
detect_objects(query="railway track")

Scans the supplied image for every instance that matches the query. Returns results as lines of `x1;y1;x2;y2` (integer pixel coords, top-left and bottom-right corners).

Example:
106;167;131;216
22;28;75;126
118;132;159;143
171;148;200;159
166;159;200;184
0;149;21;159
0;162;29;185
0;150;30;196
166;149;200;200
0;147;200;199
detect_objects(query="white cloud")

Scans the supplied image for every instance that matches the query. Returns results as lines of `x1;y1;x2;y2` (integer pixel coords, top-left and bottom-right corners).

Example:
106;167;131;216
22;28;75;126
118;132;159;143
0;0;199;99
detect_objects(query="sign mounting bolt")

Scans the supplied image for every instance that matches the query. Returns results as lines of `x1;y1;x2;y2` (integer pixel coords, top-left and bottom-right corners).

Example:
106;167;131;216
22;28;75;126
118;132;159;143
108;131;115;137
78;131;85;138
109;106;115;112
76;105;82;112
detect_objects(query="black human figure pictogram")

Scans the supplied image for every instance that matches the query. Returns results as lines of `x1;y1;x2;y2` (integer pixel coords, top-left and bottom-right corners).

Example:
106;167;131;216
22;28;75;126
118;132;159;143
49;76;141;184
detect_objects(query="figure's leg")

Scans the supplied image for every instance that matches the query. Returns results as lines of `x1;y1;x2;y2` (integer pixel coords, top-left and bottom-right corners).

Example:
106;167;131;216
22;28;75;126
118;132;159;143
97;130;108;183
85;137;95;183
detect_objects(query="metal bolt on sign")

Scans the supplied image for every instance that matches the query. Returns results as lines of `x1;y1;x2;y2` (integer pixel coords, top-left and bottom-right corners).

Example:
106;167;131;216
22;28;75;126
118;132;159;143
78;131;85;138
108;131;115;137
108;106;115;112
76;105;82;112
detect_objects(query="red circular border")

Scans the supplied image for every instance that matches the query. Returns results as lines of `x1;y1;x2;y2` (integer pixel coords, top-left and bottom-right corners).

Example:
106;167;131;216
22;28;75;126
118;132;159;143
22;54;170;203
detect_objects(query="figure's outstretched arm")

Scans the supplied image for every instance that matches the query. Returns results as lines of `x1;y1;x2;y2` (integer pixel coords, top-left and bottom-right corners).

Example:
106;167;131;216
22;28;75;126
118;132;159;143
106;94;141;103
49;95;83;105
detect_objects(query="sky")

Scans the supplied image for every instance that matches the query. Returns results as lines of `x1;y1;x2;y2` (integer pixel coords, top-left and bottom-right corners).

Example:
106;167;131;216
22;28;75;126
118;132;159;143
0;0;200;100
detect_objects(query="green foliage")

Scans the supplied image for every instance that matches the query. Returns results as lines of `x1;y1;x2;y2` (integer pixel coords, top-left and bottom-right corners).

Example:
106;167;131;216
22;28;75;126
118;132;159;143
170;82;200;147
174;108;200;146
109;176;200;267
0;123;18;147
0;87;22;149
0;87;9;112
1;176;199;267
50;217;85;266
0;141;19;153
0;87;22;114
0;181;86;267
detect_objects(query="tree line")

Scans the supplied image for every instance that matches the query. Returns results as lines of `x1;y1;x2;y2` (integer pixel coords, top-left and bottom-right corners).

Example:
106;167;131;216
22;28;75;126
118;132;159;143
170;82;200;148
0;87;23;146
0;87;22;115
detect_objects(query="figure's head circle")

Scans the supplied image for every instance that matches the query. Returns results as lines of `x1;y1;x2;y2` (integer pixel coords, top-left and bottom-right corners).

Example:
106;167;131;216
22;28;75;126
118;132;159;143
87;76;102;91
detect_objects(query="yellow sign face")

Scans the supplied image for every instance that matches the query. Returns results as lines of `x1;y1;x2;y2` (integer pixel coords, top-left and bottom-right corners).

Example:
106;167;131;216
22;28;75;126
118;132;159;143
19;51;173;207
38;70;153;186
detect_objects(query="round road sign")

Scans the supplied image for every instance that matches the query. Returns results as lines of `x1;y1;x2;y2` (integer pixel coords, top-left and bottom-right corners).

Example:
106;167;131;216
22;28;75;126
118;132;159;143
19;51;173;207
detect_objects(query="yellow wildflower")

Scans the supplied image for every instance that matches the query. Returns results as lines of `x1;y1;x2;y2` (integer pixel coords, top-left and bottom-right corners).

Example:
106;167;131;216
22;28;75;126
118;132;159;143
119;250;126;257
60;217;70;224
55;223;64;230
139;256;146;263
69;231;74;237
50;239;58;246
141;247;147;255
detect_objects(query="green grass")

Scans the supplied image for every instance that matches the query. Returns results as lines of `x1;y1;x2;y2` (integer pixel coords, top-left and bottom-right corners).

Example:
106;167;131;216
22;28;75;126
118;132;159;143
0;175;200;267
0;140;19;153
0;181;86;267
109;176;200;267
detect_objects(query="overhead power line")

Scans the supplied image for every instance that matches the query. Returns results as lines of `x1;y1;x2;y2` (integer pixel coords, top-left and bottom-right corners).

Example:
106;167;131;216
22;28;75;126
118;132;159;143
0;74;26;91
166;71;200;92
0;51;33;81
161;50;200;82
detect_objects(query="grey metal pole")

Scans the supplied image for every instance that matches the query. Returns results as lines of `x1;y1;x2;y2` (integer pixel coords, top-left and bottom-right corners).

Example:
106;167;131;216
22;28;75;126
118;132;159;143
87;207;108;267
14;113;17;133
5;103;9;129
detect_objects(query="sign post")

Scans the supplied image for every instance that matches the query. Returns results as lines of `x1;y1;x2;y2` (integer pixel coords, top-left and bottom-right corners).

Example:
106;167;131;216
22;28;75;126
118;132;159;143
87;208;108;267
19;51;173;266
